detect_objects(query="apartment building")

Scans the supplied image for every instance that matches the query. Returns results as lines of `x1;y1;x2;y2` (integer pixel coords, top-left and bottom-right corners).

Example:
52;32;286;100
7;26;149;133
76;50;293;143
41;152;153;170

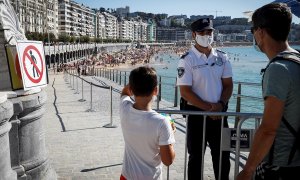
10;0;58;36
102;12;117;40
147;19;156;42
95;12;105;39
156;27;187;42
10;1;157;42
117;18;134;41
116;6;129;18
58;0;95;37
136;20;148;42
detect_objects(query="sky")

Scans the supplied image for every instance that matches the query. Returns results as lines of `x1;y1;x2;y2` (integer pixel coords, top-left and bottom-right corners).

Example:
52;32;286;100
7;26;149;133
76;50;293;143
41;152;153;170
76;0;300;23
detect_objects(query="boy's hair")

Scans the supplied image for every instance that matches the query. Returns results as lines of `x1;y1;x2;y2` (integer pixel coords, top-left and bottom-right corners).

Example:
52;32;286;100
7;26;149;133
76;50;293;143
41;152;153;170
252;3;292;42
129;66;157;97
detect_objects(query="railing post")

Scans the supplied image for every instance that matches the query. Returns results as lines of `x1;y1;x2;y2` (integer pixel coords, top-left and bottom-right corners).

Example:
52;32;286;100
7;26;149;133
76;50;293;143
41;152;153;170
75;76;79;94
156;95;159;110
235;83;242;128
112;69;115;82
64;71;68;83
183;115;189;180
158;76;162;101
109;69;111;80
124;72;127;86
200;117;207;180
167;166;170;180
116;70;118;83
78;79;86;102
103;86;117;128
174;78;178;107
119;71;122;85
86;82;95;112
218;117;225;180
72;75;75;90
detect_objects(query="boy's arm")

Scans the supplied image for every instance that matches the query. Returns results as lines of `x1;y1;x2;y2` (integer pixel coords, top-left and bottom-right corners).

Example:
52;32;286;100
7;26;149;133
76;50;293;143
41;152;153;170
160;144;175;166
121;84;131;97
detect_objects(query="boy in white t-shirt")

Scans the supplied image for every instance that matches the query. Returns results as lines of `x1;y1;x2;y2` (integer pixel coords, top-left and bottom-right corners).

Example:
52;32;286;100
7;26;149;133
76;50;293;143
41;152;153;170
120;66;176;180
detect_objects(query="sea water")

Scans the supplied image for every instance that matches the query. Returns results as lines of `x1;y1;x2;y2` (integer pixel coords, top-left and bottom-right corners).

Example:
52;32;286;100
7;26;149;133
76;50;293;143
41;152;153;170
152;45;300;128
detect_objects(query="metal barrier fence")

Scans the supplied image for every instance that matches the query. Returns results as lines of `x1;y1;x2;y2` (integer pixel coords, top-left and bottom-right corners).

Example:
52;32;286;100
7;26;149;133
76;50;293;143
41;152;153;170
64;68;264;180
64;69;117;128
156;109;262;180
90;67;263;114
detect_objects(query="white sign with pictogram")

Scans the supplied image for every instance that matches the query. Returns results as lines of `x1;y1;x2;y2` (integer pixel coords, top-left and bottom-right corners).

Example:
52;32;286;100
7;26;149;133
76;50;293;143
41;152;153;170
16;41;47;90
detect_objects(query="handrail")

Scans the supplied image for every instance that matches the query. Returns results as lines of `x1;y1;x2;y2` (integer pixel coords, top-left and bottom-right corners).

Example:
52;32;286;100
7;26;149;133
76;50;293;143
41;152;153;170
68;66;264;117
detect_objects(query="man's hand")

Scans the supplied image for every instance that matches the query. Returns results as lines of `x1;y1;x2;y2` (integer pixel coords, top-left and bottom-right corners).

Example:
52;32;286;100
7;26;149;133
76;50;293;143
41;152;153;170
171;122;176;133
121;84;132;97
208;102;223;120
236;169;254;180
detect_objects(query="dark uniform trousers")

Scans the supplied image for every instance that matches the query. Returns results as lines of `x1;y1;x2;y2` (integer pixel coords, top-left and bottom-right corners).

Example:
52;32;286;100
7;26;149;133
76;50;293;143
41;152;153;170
186;104;230;180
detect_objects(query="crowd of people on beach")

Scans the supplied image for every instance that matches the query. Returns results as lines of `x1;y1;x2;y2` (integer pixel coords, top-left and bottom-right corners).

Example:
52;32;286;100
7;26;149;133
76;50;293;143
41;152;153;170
56;45;189;76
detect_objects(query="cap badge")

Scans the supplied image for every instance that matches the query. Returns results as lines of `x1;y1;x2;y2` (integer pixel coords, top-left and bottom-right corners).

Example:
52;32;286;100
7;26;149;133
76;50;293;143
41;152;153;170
202;19;208;23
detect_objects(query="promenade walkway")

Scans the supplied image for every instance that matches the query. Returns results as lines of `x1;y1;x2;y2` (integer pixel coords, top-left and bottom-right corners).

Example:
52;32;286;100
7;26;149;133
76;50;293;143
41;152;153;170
44;71;239;180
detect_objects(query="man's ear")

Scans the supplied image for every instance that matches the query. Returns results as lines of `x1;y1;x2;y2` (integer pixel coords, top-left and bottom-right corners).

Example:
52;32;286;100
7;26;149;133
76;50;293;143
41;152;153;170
192;32;196;39
153;86;158;96
128;85;134;96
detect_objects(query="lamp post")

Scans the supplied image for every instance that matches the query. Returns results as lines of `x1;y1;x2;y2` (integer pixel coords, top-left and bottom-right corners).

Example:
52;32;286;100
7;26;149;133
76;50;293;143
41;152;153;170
46;0;52;69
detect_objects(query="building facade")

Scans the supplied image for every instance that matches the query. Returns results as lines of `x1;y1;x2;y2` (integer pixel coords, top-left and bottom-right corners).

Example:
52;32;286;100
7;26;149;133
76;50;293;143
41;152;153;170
102;12;117;40
10;0;58;37
58;0;95;37
147;19;156;42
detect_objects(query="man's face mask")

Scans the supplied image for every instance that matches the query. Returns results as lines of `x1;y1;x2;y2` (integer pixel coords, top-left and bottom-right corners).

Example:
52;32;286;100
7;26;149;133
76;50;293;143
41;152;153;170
195;34;214;47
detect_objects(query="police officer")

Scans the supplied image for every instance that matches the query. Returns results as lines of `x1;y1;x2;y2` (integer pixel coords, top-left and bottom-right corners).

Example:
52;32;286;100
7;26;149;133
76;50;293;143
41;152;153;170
177;18;233;180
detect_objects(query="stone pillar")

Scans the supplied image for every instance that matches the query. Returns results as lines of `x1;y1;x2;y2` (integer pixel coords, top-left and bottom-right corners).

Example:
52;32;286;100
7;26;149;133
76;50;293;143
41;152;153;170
0;92;17;180
0;29;12;90
9;90;57;180
0;2;57;179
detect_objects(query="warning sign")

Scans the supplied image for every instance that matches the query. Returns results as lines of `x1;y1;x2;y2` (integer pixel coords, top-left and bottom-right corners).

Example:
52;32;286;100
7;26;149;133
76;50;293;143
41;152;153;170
16;41;47;90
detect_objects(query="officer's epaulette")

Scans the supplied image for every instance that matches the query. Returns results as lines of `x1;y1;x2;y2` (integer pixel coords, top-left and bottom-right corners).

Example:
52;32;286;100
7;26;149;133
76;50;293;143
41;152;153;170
216;49;226;54
180;52;189;59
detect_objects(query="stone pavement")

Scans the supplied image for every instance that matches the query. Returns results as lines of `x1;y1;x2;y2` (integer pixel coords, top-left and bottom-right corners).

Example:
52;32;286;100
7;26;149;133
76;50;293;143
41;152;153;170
43;71;242;180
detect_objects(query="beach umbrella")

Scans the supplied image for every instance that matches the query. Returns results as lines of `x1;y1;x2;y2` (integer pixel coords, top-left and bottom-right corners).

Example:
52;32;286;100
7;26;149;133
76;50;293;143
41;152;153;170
273;0;300;18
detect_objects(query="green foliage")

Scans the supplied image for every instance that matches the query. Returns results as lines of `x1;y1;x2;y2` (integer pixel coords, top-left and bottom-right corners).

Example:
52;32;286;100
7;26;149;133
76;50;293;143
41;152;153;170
81;35;90;43
58;33;70;43
69;36;76;43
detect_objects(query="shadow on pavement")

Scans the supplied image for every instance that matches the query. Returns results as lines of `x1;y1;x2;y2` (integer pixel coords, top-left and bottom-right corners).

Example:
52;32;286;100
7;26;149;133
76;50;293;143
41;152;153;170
52;78;66;132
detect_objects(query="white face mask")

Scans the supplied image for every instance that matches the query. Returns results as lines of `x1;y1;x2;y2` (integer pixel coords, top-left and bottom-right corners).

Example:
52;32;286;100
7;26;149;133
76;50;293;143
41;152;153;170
195;34;214;47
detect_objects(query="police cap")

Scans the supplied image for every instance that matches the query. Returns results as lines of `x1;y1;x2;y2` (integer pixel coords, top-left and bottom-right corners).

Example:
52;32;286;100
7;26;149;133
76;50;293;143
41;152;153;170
191;18;214;32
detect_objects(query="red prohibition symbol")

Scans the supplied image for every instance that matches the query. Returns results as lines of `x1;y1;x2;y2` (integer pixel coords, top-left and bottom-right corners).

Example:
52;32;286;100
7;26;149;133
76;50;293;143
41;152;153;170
22;45;44;83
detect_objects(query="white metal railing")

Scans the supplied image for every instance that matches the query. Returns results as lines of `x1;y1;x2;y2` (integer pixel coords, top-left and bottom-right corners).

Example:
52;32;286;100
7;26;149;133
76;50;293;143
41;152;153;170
156;109;262;180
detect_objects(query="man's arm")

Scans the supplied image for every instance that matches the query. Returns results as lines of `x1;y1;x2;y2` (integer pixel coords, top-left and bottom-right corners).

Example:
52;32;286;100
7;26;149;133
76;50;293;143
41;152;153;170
179;85;212;111
121;84;131;97
220;77;233;105
236;96;284;180
160;144;175;166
